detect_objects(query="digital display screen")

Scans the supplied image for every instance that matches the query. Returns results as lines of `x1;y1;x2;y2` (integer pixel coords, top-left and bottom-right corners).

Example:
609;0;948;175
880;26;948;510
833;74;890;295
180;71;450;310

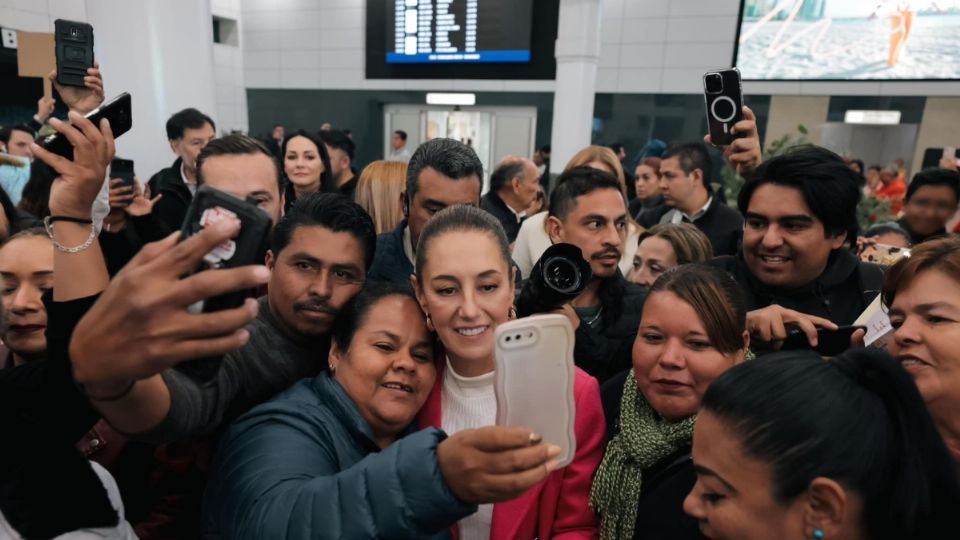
386;0;534;64
734;0;960;80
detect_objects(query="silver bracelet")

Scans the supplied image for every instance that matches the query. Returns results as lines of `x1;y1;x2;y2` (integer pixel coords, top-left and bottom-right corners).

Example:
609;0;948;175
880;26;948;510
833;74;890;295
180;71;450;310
43;216;97;253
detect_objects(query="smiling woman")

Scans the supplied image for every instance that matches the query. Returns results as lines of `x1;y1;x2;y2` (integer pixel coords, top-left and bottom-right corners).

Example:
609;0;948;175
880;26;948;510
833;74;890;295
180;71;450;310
883;235;960;465
592;264;749;540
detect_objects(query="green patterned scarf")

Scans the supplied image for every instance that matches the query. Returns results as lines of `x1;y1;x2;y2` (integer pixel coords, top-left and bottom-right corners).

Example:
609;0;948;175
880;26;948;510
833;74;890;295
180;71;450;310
589;370;696;540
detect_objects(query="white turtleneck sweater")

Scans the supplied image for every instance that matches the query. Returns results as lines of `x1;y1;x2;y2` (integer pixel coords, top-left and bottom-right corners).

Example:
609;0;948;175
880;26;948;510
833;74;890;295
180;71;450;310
441;359;497;540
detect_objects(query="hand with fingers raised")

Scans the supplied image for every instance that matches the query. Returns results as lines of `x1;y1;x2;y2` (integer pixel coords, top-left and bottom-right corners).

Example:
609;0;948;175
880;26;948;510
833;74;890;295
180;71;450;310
69;218;270;387
49;61;105;115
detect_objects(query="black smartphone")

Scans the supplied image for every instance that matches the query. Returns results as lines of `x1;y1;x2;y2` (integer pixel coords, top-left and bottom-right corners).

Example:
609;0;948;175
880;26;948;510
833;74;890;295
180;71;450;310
175;185;272;383
781;325;866;357
54;19;94;87
703;68;744;146
41;92;132;160
110;158;135;189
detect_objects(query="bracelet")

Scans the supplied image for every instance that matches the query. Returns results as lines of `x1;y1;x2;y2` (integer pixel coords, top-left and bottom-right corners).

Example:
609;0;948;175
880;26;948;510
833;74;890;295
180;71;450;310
48;215;94;224
78;380;137;402
43;216;97;253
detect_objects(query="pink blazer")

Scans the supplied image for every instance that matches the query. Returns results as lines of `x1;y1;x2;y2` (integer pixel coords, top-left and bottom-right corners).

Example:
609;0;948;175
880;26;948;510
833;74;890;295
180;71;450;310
419;364;605;540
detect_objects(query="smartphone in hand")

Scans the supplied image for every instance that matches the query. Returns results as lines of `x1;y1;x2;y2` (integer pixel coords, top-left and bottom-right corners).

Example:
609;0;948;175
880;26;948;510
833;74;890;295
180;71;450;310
494;314;577;468
110;158;135;187
703;68;744;146
41;92;133;160
54;19;94;87
176;185;272;383
781;325;867;357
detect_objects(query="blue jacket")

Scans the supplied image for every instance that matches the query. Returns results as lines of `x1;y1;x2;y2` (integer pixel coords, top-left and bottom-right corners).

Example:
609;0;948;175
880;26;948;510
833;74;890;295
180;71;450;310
203;373;474;539
368;220;413;284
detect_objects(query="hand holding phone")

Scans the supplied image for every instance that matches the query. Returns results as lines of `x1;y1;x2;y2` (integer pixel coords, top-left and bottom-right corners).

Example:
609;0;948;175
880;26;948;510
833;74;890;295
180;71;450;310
703;68;744;147
41;92;132;160
55;19;94;88
781;324;866;356
494;314;576;468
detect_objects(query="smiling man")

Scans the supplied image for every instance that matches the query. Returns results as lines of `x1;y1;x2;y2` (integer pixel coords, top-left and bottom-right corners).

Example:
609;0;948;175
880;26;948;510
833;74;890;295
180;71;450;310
714;145;883;350
0;229;52;368
545;167;646;382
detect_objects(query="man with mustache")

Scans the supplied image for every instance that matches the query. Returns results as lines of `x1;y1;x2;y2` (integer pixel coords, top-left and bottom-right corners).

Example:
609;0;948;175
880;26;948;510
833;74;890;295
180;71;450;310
714;145;883;352
545;167;646;382
72;139;375;442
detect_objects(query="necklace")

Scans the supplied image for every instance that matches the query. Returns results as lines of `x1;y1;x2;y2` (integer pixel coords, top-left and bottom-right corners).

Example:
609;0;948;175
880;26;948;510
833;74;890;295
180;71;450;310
582;306;604;327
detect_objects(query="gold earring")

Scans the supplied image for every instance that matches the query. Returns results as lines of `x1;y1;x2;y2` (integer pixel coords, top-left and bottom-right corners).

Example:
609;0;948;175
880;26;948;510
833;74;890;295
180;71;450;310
509;306;517;320
426;314;435;332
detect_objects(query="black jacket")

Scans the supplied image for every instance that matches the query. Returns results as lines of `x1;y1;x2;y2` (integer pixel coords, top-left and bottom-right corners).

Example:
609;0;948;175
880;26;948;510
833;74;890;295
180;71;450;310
147;158;194;235
713;249;883;326
480;191;523;243
600;370;706;540
368;220;413;284
898;216;947;245
573;273;646;383
640;197;743;256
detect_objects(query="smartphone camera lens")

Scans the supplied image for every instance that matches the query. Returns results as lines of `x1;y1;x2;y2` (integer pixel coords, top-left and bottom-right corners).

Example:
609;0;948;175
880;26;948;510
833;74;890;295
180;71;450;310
70;26;80;38
705;73;723;94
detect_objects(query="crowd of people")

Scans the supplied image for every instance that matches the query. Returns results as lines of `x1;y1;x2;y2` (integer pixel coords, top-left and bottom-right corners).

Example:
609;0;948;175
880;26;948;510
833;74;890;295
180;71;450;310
1;57;960;540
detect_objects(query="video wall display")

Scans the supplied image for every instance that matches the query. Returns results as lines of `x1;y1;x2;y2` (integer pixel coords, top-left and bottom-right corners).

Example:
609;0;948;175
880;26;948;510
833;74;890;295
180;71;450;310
734;0;960;80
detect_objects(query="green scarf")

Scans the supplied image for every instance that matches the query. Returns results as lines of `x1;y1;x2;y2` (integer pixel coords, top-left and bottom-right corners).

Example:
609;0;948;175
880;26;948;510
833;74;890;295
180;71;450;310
589;370;696;540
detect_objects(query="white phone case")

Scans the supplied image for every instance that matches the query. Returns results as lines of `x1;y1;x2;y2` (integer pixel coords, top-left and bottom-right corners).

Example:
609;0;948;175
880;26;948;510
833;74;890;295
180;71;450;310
494;314;577;468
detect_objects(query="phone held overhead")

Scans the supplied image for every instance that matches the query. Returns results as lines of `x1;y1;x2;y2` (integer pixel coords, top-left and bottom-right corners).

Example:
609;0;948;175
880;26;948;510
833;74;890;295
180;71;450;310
703;67;744;146
41;92;133;160
55;19;94;87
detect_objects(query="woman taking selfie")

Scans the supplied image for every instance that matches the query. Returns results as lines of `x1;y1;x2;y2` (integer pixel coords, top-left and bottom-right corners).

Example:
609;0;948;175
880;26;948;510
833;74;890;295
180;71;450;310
413;205;605;539
204;282;560;539
628;223;713;287
281;130;333;214
592;264;749;540
684;348;960;540
883;235;960;465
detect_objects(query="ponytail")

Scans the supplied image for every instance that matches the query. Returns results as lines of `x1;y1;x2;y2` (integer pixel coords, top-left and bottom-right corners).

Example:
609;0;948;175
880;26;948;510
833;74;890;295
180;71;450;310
701;348;960;540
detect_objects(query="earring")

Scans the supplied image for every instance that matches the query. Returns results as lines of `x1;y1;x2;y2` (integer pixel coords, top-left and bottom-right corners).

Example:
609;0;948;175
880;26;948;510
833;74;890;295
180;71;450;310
425;314;435;332
328;363;335;374
508;306;517;320
812;530;824;539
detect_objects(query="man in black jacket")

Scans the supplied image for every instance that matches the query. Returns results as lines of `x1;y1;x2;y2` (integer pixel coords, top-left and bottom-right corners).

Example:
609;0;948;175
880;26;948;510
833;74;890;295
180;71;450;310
318;130;359;200
544;167;646;382
480;156;540;243
897;167;959;244
639;142;743;256
713;145;883;351
146;108;216;233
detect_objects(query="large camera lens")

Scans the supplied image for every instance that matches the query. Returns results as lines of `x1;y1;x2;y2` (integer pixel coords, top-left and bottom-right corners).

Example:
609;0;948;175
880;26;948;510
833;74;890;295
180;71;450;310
543;256;581;293
704;73;723;94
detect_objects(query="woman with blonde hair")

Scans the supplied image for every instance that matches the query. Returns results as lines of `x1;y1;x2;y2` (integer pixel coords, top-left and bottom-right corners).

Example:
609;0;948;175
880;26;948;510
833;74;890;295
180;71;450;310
628;223;713;287
513;145;642;278
354;160;406;234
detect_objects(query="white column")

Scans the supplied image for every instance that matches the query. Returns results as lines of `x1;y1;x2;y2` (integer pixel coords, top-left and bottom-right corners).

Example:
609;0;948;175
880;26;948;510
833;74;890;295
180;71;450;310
549;0;602;176
85;0;218;178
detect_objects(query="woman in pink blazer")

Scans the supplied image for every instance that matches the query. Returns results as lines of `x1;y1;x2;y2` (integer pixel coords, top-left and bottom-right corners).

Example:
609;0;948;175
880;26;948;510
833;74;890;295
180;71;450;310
410;204;604;540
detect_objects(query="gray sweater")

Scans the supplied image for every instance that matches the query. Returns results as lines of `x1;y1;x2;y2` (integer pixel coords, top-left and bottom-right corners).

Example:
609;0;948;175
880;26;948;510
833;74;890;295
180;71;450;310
143;296;329;444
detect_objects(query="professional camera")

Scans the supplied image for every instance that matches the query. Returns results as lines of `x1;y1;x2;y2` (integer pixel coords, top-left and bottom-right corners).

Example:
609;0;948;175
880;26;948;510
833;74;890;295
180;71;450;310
516;243;592;317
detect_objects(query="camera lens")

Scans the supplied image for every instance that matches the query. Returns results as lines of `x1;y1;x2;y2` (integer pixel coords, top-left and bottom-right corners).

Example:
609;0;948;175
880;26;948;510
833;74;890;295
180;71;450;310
70;27;80;37
543;257;581;293
705;73;723;94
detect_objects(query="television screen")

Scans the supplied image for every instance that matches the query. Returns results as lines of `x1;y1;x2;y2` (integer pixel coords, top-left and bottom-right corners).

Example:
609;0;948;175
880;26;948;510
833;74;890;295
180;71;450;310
734;0;960;80
385;0;534;64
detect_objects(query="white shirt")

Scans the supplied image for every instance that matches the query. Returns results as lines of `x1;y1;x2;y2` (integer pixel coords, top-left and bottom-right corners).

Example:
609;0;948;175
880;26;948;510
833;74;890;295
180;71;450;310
402;225;416;267
661;196;713;225
180;161;198;196
387;145;412;163
441;360;496;540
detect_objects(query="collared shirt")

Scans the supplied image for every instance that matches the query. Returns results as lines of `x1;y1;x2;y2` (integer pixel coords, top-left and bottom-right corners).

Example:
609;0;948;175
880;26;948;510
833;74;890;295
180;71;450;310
387;146;412;163
180;161;198;196
661;196;713;225
402;224;416;266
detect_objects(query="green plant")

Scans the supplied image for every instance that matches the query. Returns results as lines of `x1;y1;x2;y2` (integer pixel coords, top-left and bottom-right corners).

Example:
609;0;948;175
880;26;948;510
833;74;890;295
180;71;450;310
856;196;895;232
719;124;809;202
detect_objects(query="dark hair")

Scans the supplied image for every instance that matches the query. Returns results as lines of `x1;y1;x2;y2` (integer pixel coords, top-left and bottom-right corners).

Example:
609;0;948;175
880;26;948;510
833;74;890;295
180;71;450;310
609;143;625;155
849;158;864;172
739;145;861;239
18;159;58;219
0;124;35;145
547;166;624;221
867;164;882;173
702;348;960;540
406;138;483;205
165;108;215;140
882;234;960;309
489;159;528;193
318;130;355;161
538;144;551;154
863;221;912;244
393;130;407;141
414;204;510;282
661;142;712;187
280;130;334;192
0;226;48;248
196;134;280;187
646;264;746;354
638;156;662;174
271;192;377;270
905;167;960;203
0;186;24;240
331;281;422;354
